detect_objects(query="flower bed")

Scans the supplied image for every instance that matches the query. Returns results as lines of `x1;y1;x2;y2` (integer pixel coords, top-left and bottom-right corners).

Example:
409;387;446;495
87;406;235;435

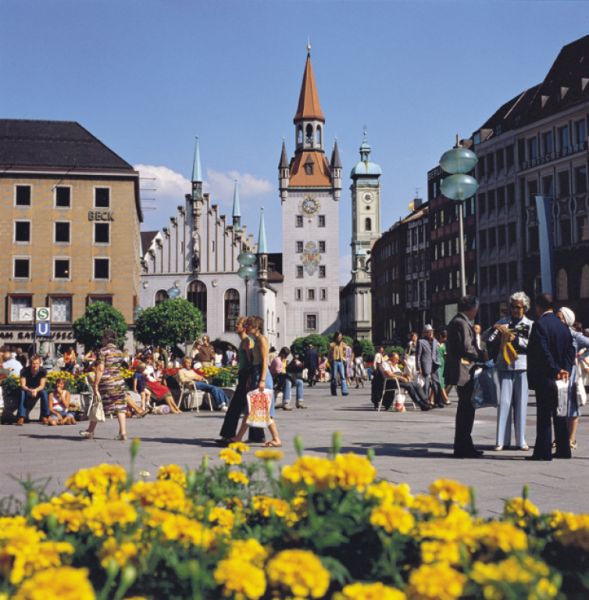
0;436;587;599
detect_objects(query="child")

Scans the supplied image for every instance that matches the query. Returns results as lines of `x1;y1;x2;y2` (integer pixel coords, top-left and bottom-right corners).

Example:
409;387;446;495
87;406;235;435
133;363;150;411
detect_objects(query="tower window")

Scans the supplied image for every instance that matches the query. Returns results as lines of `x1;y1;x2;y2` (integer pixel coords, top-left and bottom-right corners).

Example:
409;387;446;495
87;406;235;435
319;266;326;278
365;217;372;231
296;241;303;253
296;266;304;278
305;124;313;145
296;215;303;227
297;127;303;145
318;241;326;253
318;215;326;227
316;125;322;146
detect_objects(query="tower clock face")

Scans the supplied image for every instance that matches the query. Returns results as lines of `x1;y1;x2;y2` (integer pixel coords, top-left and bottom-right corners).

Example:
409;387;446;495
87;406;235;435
364;193;373;204
301;196;320;215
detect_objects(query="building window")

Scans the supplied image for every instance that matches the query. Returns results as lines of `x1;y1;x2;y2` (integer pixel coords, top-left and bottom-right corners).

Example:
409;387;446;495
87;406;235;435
88;295;113;306
95;187;110;208
94;223;110;244
575;165;587;193
560;219;572;247
496;149;505;172
296;241;303;253
320;288;327;301
55;222;71;243
558;171;570;197
508;223;517;245
307;288;316;301
187;280;207;329
486;153;495;175
296;215;303;227
305;313;318;332
480;267;488;290
527;137;538;161
50;296;72;323
224;289;240;332
488;190;496;213
14;257;30;279
14;221;31;243
575;119;587;145
556;268;568;300
542;175;554;197
54;258;70;279
365;217;372;231
498;226;506;247
509;262;517;284
55;186;71;208
93;258;110;280
295;288;302;301
558;125;570;152
15;185;31;206
488;229;497;250
10;296;33;322
318;241;326;253
318;215;326;227
542;131;554;155
578;216;589;241
478;193;486;214
506;145;514;169
155;289;169;305
319;265;326;278
296;266;304;278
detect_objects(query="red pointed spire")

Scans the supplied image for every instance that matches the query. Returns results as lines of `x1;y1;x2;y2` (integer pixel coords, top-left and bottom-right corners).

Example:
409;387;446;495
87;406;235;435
294;50;325;123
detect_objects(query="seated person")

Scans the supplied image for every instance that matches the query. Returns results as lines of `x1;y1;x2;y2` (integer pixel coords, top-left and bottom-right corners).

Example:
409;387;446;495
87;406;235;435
3;349;23;377
125;392;147;418
132;364;151;411
17;354;50;425
61;346;78;374
144;356;182;414
285;353;306;409
48;377;76;425
177;357;228;411
379;353;431;412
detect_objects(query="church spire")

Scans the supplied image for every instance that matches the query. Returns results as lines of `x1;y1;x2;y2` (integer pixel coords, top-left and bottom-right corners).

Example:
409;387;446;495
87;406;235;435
232;180;241;229
192;137;202;182
257;208;268;254
293;49;325;123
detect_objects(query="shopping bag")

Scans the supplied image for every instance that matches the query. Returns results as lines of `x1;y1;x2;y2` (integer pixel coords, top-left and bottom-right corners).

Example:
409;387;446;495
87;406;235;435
471;364;499;409
246;389;273;428
393;388;408;412
555;380;569;416
88;397;106;422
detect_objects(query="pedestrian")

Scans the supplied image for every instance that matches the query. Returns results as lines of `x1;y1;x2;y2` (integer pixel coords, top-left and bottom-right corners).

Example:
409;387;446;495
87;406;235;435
484;291;533;451
329;332;349;396
232;316;281;447
16;354;49;425
352;339;367;388
404;332;418;380
526;294;575;461
446;295;488;458
270;347;291;410
304;343;319;386
416;325;444;408
555;307;589;450
79;329;129;440
437;330;451;405
285;352;306;409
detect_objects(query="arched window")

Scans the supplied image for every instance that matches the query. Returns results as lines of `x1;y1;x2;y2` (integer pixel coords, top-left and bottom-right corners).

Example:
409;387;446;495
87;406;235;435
316;125;322;146
305;124;313;145
155;289;168;305
580;264;589;298
297;127;303;145
187;280;207;329
556;268;568;300
365;217;372;231
224;289;240;332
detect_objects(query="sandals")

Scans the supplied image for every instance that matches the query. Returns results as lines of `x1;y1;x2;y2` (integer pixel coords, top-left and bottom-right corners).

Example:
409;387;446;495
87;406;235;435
264;440;282;448
79;430;94;440
115;433;128;441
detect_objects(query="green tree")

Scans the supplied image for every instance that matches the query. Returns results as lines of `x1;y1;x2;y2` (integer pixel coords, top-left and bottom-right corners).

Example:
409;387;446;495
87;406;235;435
358;338;375;357
290;334;331;357
73;301;128;350
134;298;204;348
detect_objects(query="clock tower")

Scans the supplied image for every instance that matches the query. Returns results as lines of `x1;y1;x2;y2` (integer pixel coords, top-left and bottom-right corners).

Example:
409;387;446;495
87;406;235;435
278;46;342;343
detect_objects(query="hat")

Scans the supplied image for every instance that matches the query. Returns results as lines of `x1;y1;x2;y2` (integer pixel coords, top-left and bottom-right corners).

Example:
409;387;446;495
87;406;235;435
423;324;434;332
559;307;575;328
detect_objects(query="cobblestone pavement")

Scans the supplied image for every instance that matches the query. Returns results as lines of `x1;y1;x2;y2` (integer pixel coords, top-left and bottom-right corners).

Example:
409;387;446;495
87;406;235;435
1;384;586;515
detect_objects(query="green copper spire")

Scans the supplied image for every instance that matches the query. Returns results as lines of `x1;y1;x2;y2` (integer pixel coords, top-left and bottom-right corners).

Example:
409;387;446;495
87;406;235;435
192;137;202;183
232;180;241;218
257;208;268;254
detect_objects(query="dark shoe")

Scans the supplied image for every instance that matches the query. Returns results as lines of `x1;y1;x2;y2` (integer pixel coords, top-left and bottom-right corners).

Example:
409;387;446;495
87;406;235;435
419;404;431;411
296;404;307;409
342;393;349;397
435;403;445;408
453;448;484;458
16;417;25;426
525;455;551;461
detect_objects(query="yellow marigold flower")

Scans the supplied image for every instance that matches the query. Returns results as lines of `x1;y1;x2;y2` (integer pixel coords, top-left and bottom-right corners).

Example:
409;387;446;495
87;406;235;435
551;513;589;551
332;453;377;492
13;566;95;600
416;506;474;545
157;464;187;487
209;506;235;535
473;521;528;554
251;495;299;525
83;499;138;537
214;558;266;599
228;471;250;486
504;497;540;526
406;563;466;600
255;449;284;461
335;582;406;600
30;493;90;533
366;482;413;507
155;512;214;549
370;504;415;535
420;540;461;565
281;456;334;490
229;441;250;454
129;480;188;512
411;494;446;517
219;448;243;465
267;549;330;599
227;539;268;566
65;464;127;497
429;479;471;507
98;537;138;569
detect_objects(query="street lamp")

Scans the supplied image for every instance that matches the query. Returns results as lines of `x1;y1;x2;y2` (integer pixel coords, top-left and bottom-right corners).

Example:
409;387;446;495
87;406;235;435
439;138;479;296
237;251;257;315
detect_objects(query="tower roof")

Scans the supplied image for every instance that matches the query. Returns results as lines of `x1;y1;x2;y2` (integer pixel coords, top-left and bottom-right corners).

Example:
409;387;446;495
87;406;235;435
293;50;325;123
232;180;241;218
192;137;202;182
257;208;268;254
330;139;342;169
351;129;381;178
279;140;289;168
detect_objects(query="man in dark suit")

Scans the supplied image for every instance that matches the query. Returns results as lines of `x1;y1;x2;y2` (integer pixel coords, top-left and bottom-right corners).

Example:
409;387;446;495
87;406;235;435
416;325;443;407
304;344;319;387
526;293;575;461
446;295;488;458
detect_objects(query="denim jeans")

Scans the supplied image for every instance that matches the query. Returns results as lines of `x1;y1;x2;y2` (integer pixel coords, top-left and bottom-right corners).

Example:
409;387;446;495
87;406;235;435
283;378;304;405
330;360;349;395
18;390;49;419
195;382;228;408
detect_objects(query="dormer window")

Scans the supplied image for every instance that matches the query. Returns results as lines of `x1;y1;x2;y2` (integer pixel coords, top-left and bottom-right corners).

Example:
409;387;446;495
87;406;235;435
304;155;314;175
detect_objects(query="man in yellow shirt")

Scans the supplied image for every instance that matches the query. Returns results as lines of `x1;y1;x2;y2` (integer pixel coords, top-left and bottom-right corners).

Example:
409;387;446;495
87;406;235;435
329;332;349;396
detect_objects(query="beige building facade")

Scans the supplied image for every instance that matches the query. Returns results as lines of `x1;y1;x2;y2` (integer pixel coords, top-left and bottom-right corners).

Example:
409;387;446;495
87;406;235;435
0;120;141;352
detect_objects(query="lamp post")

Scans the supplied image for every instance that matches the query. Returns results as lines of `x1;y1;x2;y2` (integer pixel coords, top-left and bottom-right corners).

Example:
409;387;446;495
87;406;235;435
237;251;257;315
439;139;479;296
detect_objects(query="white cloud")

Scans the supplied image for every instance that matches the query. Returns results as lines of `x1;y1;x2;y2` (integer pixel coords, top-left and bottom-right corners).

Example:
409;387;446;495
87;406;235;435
134;164;191;200
205;168;273;205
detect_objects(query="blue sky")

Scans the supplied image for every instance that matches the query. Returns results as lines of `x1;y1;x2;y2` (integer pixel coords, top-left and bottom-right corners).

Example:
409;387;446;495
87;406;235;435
2;0;588;280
